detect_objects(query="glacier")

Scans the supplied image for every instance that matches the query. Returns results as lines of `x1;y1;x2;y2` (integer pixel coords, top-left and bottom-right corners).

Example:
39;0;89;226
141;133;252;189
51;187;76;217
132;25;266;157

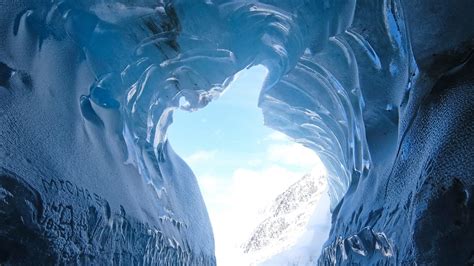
0;0;473;265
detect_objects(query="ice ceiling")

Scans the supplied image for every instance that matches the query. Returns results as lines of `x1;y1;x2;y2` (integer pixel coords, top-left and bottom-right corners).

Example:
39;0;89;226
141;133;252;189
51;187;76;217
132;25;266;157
58;0;413;209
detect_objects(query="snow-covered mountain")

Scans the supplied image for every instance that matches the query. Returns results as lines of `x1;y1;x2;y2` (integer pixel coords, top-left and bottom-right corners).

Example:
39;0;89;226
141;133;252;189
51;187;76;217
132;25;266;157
241;173;328;265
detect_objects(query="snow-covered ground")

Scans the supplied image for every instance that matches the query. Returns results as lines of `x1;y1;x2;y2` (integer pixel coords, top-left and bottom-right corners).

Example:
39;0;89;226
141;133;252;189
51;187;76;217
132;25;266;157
242;171;331;265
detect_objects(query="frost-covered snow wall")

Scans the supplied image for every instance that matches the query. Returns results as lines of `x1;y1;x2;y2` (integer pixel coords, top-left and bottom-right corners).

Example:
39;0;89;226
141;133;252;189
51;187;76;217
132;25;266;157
0;0;473;265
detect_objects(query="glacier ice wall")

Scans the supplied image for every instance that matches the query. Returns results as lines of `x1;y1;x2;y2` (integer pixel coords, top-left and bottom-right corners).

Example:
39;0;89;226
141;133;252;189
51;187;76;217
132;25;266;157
0;0;473;264
0;0;216;264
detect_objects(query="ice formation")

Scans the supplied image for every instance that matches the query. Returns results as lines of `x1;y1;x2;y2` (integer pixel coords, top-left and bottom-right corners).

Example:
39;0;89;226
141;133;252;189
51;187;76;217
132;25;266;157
0;0;473;265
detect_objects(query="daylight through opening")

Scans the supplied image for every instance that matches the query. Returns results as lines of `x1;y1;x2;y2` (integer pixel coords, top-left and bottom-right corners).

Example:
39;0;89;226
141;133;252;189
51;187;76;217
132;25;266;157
168;66;331;265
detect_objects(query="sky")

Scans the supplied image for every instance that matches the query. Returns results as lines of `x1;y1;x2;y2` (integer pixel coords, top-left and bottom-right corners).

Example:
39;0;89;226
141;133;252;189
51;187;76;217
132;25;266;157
167;66;326;265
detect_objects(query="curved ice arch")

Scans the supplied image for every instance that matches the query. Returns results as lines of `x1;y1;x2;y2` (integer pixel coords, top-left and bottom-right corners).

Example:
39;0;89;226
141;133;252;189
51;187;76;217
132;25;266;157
33;0;414;208
260;0;415;207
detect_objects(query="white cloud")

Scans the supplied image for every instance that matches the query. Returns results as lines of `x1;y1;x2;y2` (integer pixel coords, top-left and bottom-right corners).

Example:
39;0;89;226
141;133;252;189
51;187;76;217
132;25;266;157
190;140;328;266
266;131;289;141
189;144;327;265
267;143;324;169
246;158;263;166
201;164;309;266
185;150;217;164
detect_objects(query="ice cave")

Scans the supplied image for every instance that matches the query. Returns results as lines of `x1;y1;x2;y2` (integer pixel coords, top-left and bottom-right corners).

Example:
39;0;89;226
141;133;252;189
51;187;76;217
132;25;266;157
0;0;473;265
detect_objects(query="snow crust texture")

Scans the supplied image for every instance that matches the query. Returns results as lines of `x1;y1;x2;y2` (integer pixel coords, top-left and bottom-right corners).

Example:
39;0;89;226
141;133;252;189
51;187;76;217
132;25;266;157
242;173;328;264
0;0;473;265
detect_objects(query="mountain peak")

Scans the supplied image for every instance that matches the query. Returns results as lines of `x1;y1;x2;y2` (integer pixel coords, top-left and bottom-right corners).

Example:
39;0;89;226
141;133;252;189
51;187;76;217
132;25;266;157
241;172;328;264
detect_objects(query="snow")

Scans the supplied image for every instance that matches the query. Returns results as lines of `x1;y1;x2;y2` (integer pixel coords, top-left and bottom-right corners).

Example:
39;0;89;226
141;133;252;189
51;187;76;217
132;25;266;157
244;172;331;266
261;192;331;266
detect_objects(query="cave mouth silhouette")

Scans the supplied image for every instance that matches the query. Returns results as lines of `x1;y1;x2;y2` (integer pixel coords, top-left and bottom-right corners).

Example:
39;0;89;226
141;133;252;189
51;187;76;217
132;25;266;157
168;65;330;264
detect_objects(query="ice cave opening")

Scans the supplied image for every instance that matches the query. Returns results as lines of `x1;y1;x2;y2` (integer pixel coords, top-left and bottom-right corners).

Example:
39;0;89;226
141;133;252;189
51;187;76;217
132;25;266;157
168;65;332;265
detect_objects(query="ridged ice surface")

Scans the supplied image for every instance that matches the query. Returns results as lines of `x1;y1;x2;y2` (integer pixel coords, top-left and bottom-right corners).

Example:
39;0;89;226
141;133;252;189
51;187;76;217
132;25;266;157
66;0;362;208
1;0;473;264
82;0;413;210
2;0;365;212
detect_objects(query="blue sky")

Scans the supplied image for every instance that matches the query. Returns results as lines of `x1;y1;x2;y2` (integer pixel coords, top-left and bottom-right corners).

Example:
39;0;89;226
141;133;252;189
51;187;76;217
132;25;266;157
168;66;288;174
167;66;325;265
